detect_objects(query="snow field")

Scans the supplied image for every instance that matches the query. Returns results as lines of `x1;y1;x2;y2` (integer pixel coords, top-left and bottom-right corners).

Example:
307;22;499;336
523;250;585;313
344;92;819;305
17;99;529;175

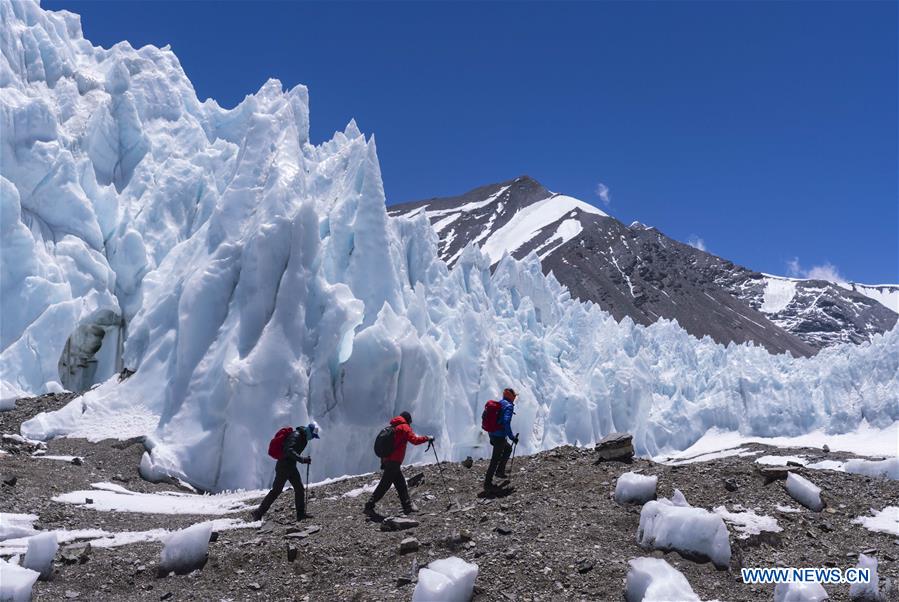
624;557;700;602
159;522;213;575
637;491;731;569
785;473;824;512
412;556;478;602
0;558;40;602
844;458;898;480
22;532;57;580
773;582;829;602
614;472;658;505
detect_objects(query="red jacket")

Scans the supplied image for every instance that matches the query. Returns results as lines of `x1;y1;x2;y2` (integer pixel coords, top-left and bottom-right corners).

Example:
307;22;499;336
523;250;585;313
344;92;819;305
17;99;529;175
385;415;429;464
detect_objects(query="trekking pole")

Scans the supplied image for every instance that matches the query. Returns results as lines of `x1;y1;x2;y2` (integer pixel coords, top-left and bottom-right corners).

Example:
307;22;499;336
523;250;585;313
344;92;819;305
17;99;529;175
510;433;519;475
305;460;310;513
428;439;459;510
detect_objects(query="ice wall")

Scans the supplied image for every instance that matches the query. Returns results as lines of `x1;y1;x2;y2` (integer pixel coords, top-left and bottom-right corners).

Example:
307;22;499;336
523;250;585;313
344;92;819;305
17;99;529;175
4;0;898;491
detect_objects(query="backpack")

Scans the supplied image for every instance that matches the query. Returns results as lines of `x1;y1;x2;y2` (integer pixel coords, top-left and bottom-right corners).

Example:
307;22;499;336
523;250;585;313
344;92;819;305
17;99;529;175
373;425;396;458
481;399;502;432
268;427;294;460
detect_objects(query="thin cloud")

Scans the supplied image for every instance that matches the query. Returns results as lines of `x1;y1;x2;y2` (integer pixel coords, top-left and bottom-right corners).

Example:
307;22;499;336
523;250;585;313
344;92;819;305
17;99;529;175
687;235;707;252
786;257;846;283
595;182;611;206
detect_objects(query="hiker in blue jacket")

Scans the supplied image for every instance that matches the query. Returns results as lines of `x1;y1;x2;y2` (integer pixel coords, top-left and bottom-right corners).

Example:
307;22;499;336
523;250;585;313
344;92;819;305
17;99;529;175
485;388;518;490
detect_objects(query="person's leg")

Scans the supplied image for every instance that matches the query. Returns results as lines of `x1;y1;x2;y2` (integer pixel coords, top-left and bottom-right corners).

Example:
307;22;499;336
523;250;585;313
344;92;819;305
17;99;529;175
390;463;414;512
484;437;504;487
285;463;306;519
365;462;392;512
254;461;288;519
496;440;513;478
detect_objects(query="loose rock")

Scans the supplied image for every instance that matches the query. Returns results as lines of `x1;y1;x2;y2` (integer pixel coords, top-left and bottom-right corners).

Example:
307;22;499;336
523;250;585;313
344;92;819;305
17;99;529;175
399;538;419;554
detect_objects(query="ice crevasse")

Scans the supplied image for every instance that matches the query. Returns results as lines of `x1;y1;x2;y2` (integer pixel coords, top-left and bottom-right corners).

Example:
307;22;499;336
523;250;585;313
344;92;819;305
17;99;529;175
2;0;898;491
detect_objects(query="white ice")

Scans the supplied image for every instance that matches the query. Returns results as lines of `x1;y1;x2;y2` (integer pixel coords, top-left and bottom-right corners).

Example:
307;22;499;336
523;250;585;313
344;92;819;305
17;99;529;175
614;472;658;505
774;582;829;602
756;455;807;466
661;447;759;466
661;423;898;462
624;557;700;602
412;556;478;602
0;558;39;602
852;507;899;537
0;514;38;542
159;522;212;575
712;506;781;539
785;473;824;512
51;482;262;514
4;0;898;492
637;491;731;569
849;554;881;602
844;458;898;480
22;532;57;580
0;518;254;556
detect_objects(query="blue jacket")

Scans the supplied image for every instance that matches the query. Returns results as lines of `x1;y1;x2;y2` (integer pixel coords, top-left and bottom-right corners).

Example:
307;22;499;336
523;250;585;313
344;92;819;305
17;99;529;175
489;398;515;440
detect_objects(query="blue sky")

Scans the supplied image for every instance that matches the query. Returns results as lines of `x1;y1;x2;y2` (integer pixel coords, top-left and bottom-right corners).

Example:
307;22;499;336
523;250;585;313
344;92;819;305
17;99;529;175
47;1;897;283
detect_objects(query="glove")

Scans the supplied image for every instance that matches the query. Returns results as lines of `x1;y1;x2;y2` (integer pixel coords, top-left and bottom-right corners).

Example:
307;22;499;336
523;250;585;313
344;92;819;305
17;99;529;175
299;456;311;465
511;435;519;445
428;436;435;443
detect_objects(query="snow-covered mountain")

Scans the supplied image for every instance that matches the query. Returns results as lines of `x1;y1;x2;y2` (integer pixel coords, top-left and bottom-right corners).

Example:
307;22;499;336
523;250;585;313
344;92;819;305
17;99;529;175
2;1;897;492
389;177;898;355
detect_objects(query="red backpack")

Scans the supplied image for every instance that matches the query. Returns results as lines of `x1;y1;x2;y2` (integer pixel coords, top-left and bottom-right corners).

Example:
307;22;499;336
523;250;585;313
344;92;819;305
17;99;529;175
481;400;502;432
268;427;294;459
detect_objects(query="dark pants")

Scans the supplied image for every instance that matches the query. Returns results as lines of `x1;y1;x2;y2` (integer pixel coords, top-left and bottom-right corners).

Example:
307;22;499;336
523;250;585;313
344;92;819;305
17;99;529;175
256;459;305;519
369;461;410;506
485;436;512;485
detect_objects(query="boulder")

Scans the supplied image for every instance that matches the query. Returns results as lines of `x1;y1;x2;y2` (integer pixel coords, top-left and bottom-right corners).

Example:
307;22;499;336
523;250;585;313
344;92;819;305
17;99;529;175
595;432;635;462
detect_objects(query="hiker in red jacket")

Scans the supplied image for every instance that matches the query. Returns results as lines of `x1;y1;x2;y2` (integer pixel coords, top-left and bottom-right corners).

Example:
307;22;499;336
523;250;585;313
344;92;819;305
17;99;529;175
364;411;433;516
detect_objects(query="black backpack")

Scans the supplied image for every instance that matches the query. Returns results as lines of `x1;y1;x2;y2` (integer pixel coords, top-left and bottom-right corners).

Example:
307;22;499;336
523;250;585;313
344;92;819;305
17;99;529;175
373;425;396;458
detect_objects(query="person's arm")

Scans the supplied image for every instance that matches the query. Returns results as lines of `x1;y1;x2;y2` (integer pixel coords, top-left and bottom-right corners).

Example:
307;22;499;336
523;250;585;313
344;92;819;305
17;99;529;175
502;403;515;440
405;425;430;446
284;431;310;463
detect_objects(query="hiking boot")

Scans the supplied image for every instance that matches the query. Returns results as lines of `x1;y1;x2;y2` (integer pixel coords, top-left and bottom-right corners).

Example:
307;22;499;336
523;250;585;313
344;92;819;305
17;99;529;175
363;502;377;516
402;501;419;515
297;513;314;521
250;510;262;522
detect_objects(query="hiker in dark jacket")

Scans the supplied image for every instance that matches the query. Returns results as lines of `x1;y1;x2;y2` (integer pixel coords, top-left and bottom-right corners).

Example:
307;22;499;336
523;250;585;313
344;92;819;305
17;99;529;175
485;388;518;490
252;423;320;521
364;411;433;516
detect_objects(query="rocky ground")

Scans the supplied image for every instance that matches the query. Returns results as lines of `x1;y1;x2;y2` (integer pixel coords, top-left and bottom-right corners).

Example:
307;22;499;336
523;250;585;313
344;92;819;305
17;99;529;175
2;394;897;601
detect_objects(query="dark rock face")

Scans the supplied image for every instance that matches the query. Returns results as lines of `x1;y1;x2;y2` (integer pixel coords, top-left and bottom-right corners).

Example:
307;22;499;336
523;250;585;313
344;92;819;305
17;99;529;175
389;176;897;356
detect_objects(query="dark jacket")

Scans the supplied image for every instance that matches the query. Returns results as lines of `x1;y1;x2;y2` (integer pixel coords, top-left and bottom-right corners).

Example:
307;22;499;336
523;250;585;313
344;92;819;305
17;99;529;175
384;415;429;464
281;429;308;463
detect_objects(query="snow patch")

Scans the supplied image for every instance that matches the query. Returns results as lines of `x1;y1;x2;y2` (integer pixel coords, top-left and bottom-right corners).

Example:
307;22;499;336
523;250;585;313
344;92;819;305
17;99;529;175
52;482;263;514
712;506;781;539
761;277;798;314
774;581;829;602
853;507;899;537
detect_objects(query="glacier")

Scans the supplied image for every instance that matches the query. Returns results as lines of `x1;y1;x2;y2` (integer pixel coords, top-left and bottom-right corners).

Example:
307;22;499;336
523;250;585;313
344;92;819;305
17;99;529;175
2;0;897;491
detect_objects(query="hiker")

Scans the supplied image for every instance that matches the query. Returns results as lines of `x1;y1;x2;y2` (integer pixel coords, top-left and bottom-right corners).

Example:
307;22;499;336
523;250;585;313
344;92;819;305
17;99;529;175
483;388;518;490
252;423;320;522
364;411;434;516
